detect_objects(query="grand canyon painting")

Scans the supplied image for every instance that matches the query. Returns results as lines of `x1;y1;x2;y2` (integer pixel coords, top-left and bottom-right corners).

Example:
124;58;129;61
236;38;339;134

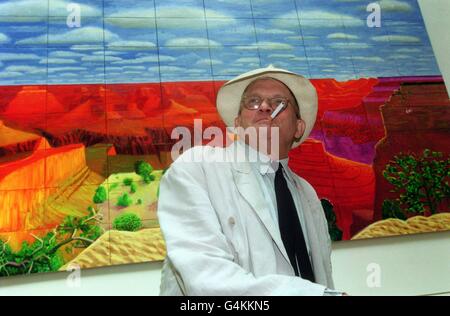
0;0;449;277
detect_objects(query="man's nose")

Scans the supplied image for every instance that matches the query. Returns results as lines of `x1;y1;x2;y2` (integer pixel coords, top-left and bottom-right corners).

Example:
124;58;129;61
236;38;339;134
259;99;272;113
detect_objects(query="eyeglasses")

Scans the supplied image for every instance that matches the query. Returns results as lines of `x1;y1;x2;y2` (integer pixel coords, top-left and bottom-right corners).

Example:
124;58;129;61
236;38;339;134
241;95;290;111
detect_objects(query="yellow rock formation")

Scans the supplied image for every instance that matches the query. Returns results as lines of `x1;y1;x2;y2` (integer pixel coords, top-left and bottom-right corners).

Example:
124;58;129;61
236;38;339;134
352;213;450;239
61;228;166;270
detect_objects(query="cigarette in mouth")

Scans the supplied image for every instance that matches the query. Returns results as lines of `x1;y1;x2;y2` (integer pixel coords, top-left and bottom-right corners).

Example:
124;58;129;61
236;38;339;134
271;102;285;119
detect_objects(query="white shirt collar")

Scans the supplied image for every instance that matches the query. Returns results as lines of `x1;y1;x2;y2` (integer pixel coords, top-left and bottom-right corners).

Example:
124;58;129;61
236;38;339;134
236;141;293;180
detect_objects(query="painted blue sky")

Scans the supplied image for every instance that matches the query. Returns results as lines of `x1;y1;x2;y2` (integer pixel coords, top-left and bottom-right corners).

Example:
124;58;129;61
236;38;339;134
0;0;442;84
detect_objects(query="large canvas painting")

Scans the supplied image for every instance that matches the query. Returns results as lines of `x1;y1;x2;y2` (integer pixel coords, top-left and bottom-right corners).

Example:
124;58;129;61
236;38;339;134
0;0;448;277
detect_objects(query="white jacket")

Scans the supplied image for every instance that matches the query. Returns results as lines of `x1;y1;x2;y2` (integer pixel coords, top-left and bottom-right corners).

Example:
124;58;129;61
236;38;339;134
157;143;334;296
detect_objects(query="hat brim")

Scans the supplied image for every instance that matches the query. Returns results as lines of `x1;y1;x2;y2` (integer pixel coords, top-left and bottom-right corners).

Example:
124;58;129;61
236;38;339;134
216;67;318;148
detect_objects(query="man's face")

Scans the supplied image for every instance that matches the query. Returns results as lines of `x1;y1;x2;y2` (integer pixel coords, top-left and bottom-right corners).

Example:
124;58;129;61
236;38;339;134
234;78;306;151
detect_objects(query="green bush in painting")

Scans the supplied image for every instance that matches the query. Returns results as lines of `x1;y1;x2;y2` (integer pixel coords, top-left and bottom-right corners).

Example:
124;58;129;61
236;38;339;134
113;213;142;232
134;160;153;176
93;186;107;204
383;149;449;217
320;199;342;241
117;193;133;207
109;183;119;191
123;178;133;186
382;200;406;220
130;182;137;194
0;208;103;277
134;160;155;183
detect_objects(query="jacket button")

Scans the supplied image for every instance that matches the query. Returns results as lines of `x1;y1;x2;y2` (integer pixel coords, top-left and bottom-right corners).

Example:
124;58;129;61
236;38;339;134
228;217;236;226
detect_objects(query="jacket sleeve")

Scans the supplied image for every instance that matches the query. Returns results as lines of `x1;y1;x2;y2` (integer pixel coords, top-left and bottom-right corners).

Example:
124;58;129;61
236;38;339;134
157;150;327;296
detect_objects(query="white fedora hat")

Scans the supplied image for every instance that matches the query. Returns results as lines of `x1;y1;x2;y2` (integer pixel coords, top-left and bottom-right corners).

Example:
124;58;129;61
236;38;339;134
216;65;318;147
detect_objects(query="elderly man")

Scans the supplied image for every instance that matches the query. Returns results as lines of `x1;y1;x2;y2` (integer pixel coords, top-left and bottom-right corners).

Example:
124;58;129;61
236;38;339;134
157;66;342;296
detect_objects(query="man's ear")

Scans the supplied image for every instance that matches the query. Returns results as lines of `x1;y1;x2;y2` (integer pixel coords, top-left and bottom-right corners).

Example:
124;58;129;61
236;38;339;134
294;118;306;140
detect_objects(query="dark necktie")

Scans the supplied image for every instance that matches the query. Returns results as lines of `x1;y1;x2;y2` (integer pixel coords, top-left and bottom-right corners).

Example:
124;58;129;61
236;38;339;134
274;164;315;282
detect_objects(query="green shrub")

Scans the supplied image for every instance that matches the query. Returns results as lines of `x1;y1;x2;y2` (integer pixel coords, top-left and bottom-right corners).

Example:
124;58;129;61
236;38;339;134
123;178;133;186
143;173;156;184
93;186;107;204
134;161;156;183
117;193;133;207
113;213;142;232
321;199;342;241
383;149;449;216
134;161;153;176
130;182;137;194
0;208;103;277
382;199;406;220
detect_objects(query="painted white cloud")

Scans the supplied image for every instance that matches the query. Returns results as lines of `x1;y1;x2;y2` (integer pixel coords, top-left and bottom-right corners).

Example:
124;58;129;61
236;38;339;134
106;7;235;29
105;16;155;29
17;27;120;45
390;54;413;59
50;0;100;16
158;6;232;21
335;0;412;12
95;51;126;56
233;45;259;51
257;42;294;50
44;58;78;64
82;55;123;62
122;71;143;75
257;29;294;37
5;65;46;74
296;57;332;62
396;48;421;53
235;57;260;64
327;33;359;40
105;51;126;56
196;59;223;66
0;0;100;22
274;11;364;28
0;71;23;78
47;67;87;73
112;55;175;65
268;54;298;59
49;51;87;58
331;42;370;49
58;73;78;77
287;35;319;42
165;38;222;48
107;8;155;19
233;42;293;51
189;69;208;74
379;0;412;12
123;66;146;71
372;35;421;43
217;68;251;76
107;41;157;51
286;36;304;42
342;56;384;62
149;66;183;72
0;53;40;61
0;33;10;44
71;45;104;51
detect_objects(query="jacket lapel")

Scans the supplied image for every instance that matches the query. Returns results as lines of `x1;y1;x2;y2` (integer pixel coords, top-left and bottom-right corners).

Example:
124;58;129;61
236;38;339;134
292;175;329;286
226;144;291;266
